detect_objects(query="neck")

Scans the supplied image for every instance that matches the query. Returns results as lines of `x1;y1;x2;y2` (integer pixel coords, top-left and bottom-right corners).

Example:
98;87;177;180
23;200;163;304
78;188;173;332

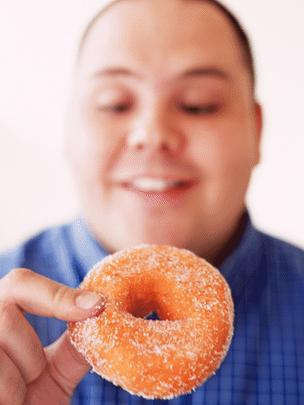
205;211;248;267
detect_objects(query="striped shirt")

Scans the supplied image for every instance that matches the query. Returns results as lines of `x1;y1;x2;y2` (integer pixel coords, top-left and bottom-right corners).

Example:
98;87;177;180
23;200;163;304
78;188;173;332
0;212;303;405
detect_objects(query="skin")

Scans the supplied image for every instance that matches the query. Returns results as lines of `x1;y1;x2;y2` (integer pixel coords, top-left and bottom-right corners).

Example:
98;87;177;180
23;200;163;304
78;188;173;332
0;0;262;402
66;0;262;263
0;269;105;404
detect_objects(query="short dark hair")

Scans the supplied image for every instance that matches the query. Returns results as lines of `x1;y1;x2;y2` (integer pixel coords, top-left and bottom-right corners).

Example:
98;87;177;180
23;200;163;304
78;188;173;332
78;0;256;90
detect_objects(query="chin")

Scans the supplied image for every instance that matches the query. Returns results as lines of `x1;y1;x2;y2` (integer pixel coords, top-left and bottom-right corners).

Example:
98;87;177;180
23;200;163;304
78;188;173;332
125;228;189;249
95;210;196;252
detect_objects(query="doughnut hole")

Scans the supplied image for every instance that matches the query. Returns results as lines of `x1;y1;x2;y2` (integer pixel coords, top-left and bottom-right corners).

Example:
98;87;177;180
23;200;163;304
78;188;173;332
121;272;196;320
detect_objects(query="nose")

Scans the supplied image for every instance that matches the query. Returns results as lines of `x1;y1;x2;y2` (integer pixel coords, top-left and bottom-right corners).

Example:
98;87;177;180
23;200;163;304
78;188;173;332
126;108;184;155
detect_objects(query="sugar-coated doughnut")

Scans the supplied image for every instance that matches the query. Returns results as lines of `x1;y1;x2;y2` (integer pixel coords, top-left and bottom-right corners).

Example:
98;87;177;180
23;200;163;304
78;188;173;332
68;245;234;399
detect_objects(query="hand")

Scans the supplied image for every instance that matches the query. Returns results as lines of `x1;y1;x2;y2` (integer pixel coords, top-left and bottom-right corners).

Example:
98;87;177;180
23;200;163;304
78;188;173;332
0;268;105;405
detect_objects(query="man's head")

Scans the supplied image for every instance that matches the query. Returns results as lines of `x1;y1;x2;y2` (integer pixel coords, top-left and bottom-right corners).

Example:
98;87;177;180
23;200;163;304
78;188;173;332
65;0;262;262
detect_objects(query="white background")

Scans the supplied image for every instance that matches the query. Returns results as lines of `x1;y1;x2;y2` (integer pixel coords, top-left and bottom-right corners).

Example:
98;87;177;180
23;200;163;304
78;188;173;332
0;0;303;251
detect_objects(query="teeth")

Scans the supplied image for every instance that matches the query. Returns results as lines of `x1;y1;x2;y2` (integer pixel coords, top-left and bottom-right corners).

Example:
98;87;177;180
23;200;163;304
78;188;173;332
130;177;181;192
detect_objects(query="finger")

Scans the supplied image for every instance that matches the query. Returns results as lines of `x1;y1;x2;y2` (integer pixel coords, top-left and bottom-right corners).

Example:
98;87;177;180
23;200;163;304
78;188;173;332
0;302;46;384
0;347;26;405
0;268;106;321
45;331;90;396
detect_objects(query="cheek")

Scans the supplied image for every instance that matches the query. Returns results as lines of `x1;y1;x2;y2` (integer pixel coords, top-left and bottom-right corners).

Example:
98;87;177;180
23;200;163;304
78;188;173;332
67;107;121;179
189;121;256;177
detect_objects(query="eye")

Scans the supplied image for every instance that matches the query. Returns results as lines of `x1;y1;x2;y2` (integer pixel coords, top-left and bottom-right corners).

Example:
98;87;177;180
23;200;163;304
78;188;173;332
97;103;130;113
180;104;218;115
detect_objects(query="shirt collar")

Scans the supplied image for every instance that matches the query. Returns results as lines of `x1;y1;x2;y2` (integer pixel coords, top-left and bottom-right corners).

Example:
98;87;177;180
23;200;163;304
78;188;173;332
219;211;263;301
69;211;263;300
68;216;109;281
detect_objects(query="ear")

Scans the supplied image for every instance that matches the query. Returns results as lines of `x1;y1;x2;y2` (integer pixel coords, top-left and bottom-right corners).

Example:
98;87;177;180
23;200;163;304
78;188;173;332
253;101;263;166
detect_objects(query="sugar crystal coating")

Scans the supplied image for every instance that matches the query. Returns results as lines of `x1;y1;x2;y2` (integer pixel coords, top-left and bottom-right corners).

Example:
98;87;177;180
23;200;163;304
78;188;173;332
68;244;234;399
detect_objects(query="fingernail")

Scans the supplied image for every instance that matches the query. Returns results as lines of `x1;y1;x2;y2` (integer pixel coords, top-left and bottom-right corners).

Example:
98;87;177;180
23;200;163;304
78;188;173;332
75;292;104;310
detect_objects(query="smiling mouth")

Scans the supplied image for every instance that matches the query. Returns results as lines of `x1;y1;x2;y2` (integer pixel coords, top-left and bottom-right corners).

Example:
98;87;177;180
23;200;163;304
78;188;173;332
121;176;196;193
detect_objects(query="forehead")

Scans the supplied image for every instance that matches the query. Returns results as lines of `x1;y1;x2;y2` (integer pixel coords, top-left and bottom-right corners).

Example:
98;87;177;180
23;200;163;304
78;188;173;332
78;0;247;85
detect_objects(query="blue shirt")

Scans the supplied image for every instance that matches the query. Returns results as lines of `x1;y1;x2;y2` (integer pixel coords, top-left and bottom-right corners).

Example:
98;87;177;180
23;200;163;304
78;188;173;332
0;212;303;405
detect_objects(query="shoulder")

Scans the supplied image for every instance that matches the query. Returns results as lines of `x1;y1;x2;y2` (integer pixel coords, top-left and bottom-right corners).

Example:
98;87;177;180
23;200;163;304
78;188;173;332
257;229;304;277
0;222;74;279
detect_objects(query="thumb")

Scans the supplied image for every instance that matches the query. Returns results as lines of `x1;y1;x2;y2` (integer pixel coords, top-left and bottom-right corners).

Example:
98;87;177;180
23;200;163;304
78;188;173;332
45;331;91;396
0;268;106;321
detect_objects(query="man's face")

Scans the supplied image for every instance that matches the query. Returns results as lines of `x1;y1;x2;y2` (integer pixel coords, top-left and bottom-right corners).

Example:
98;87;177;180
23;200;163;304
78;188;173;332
66;0;262;259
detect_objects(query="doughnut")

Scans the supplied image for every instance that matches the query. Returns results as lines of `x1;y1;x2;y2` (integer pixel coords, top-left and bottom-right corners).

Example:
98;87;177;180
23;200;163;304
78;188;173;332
68;244;234;399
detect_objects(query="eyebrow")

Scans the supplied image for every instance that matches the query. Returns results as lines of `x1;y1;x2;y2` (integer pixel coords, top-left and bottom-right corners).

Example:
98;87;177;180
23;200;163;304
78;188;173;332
92;66;231;82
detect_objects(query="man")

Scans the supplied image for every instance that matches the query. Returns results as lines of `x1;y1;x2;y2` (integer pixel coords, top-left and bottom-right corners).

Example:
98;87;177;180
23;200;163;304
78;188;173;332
0;0;303;404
